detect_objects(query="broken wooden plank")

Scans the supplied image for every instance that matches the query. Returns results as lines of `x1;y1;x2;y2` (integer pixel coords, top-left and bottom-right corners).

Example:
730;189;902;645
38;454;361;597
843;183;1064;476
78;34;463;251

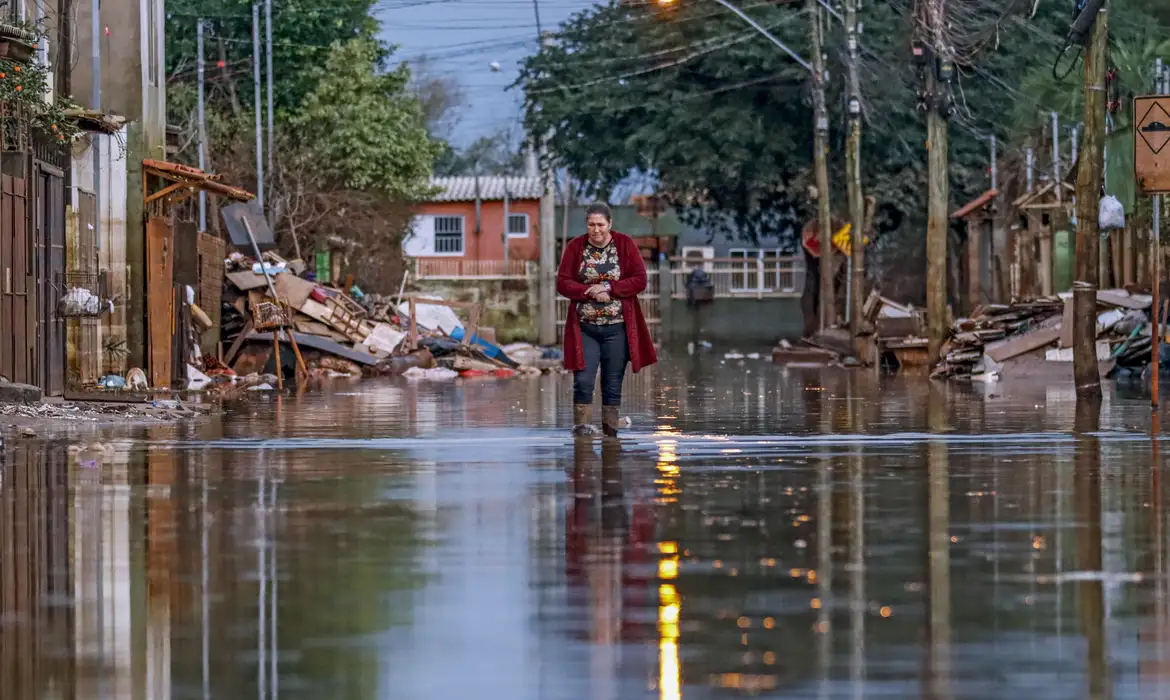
225;270;272;291
245;330;381;366
272;273;317;309
1097;289;1152;310
985;325;1061;363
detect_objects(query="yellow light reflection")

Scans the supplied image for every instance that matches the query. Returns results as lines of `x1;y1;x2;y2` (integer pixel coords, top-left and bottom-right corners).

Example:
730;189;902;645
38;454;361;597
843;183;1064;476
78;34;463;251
659;557;679;580
660;603;680;624
659;639;680;700
658;541;678;554
659;577;681;700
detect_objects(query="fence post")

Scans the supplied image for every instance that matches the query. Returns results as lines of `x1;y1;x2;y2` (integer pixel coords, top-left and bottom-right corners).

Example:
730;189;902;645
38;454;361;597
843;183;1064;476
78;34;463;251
756;257;764;300
658;255;671;341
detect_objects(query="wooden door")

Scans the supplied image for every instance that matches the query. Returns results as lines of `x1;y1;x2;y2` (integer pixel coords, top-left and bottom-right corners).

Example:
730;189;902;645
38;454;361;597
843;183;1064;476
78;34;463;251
35;166;65;396
0;175;31;384
147;216;174;389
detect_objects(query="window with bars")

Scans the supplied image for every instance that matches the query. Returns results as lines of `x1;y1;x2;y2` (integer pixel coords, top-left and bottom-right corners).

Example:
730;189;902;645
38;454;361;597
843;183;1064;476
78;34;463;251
507;213;529;237
433;215;464;255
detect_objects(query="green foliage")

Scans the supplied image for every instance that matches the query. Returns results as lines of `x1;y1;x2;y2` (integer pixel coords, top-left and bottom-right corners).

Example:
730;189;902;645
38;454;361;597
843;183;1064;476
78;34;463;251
164;3;442;291
519;0;1170;248
0;23;81;148
286;37;441;197
434;130;527;176
165;0;383;112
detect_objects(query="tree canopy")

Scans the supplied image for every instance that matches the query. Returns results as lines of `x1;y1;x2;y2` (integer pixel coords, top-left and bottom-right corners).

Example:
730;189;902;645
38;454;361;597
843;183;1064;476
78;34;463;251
165;0;441;290
517;0;1170;251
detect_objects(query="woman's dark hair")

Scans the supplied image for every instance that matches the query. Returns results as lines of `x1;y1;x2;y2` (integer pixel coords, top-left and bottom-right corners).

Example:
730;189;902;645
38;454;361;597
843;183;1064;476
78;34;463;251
585;202;612;222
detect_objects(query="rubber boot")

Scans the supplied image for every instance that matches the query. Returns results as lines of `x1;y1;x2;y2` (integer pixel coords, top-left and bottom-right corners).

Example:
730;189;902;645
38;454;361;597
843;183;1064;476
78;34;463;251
573;404;600;437
602;405;621;438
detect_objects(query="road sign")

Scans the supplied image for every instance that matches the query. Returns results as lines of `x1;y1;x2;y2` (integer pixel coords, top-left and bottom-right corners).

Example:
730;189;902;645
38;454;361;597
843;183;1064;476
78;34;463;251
1135;95;1170;193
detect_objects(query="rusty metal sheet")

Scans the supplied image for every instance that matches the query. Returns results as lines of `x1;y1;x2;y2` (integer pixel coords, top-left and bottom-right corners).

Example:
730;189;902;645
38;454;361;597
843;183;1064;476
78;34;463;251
1135;95;1170;194
147;217;174;389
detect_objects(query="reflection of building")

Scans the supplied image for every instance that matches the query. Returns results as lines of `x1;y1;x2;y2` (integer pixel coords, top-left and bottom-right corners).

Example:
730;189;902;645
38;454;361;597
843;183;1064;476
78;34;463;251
0;445;74;697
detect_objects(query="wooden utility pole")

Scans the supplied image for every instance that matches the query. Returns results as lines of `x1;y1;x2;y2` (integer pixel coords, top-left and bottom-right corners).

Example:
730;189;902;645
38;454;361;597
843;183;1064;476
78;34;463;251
538;32;558;346
1072;2;1108;399
845;0;865;348
1152;59;1164;406
924;1;951;364
809;0;834;331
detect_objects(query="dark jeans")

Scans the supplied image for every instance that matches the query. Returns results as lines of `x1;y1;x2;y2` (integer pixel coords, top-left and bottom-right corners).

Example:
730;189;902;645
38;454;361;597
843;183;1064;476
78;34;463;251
573;322;630;406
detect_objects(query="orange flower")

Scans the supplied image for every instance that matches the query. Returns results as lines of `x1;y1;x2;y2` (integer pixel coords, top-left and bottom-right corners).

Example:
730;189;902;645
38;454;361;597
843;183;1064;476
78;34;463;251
13;66;21;73
14;85;22;92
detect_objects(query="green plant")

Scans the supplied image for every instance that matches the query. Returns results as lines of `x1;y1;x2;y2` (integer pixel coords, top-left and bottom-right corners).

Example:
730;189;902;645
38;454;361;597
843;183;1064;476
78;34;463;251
0;22;81;147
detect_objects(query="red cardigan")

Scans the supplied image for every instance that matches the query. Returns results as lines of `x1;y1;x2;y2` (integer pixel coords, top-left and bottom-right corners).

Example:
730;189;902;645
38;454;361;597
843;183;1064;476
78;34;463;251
557;232;658;374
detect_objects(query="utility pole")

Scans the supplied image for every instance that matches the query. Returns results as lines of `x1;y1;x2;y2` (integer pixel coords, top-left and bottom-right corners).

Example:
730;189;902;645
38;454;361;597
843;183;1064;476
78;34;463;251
1072;1;1108;399
91;0;100;242
923;0;952;364
265;0;274;190
845;0;865;348
1052;112;1062;203
809;0;834;331
538;31;557;346
197;20;208;232
1153;58;1163;406
252;3;264;209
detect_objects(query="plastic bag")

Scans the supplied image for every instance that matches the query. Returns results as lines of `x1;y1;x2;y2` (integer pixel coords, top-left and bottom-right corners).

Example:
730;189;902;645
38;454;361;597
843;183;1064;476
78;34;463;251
1099;195;1125;230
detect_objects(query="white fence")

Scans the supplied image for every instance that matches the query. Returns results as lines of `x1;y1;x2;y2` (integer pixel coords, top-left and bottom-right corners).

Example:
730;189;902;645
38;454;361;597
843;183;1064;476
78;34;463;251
413;256;805;342
666;257;804;298
414;258;533;279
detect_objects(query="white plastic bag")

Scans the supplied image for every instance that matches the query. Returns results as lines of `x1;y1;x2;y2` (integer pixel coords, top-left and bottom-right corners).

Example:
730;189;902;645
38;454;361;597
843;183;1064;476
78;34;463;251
1099;195;1125;230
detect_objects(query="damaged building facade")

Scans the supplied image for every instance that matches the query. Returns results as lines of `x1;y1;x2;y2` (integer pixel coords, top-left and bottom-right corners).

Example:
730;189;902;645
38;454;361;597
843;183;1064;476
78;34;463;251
0;0;251;397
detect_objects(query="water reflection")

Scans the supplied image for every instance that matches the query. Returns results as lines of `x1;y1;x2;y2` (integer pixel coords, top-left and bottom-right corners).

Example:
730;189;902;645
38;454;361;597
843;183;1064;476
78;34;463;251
5;355;1170;698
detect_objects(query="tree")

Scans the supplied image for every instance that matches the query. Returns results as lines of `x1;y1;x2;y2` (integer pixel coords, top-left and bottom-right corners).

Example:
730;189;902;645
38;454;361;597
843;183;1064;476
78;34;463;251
166;14;442;291
516;0;1166;284
287;37;442;197
165;0;384;113
433;129;528;176
409;55;466;140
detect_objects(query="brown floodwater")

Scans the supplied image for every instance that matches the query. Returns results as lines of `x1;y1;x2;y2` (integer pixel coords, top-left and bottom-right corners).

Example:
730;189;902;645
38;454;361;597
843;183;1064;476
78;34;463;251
2;350;1169;699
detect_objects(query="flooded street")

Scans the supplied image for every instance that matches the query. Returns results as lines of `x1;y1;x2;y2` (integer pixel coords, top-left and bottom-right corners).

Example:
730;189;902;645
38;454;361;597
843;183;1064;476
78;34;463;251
4;352;1170;699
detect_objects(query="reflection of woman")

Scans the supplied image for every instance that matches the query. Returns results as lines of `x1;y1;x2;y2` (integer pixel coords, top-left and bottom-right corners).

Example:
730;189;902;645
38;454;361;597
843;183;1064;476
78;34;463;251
558;203;658;437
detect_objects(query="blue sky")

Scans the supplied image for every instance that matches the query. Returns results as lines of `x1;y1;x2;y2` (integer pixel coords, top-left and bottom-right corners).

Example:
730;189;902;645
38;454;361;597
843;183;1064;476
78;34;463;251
378;0;587;147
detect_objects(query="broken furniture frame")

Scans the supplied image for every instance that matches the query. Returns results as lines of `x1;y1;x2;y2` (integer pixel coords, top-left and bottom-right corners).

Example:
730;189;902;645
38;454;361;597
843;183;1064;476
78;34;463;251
403;295;483;352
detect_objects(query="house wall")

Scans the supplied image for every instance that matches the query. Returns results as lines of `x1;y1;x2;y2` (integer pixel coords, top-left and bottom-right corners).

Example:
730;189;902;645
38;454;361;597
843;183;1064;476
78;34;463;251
408;199;542;261
71;131;129;377
73;0;167;369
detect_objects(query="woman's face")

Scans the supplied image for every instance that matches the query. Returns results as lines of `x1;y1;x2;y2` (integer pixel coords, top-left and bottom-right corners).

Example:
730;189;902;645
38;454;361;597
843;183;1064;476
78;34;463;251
586;214;612;245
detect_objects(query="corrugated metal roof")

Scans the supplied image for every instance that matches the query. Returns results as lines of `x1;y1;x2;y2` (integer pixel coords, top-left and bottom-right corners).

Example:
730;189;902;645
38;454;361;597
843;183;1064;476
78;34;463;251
425;175;543;202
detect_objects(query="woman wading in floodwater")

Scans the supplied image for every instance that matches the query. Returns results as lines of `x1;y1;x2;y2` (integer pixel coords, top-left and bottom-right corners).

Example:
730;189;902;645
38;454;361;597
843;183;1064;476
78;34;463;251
558;203;658;437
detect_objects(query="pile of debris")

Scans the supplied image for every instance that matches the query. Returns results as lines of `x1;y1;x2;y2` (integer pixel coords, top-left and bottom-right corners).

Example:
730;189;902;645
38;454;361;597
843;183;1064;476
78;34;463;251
219;251;562;388
930;289;1154;381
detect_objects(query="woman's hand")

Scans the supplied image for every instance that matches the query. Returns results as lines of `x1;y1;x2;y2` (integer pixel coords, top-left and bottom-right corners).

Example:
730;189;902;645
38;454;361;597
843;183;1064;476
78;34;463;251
585;284;608;298
593;292;612;303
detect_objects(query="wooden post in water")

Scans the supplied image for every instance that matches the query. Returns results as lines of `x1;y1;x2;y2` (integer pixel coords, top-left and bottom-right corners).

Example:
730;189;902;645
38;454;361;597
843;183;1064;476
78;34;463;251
809;0;835;331
1072;2;1108;400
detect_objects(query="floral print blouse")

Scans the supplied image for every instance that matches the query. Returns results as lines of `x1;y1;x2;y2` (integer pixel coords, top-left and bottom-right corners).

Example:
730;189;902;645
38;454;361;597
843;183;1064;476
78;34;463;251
578;241;624;325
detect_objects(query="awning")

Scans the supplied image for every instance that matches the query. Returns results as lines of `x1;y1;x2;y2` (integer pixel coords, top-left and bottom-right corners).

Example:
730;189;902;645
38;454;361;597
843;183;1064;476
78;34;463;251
951;188;998;219
143;159;254;205
63;108;126;134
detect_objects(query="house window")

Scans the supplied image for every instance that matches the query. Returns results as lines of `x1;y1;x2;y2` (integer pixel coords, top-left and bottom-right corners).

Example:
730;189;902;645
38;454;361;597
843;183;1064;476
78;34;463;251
507;213;529;238
433;215;464;255
681;246;714;271
728;248;784;292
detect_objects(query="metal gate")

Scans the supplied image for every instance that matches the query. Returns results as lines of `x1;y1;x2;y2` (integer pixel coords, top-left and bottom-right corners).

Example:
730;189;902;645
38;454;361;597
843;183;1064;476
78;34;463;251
0;174;31;385
34;164;65;396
